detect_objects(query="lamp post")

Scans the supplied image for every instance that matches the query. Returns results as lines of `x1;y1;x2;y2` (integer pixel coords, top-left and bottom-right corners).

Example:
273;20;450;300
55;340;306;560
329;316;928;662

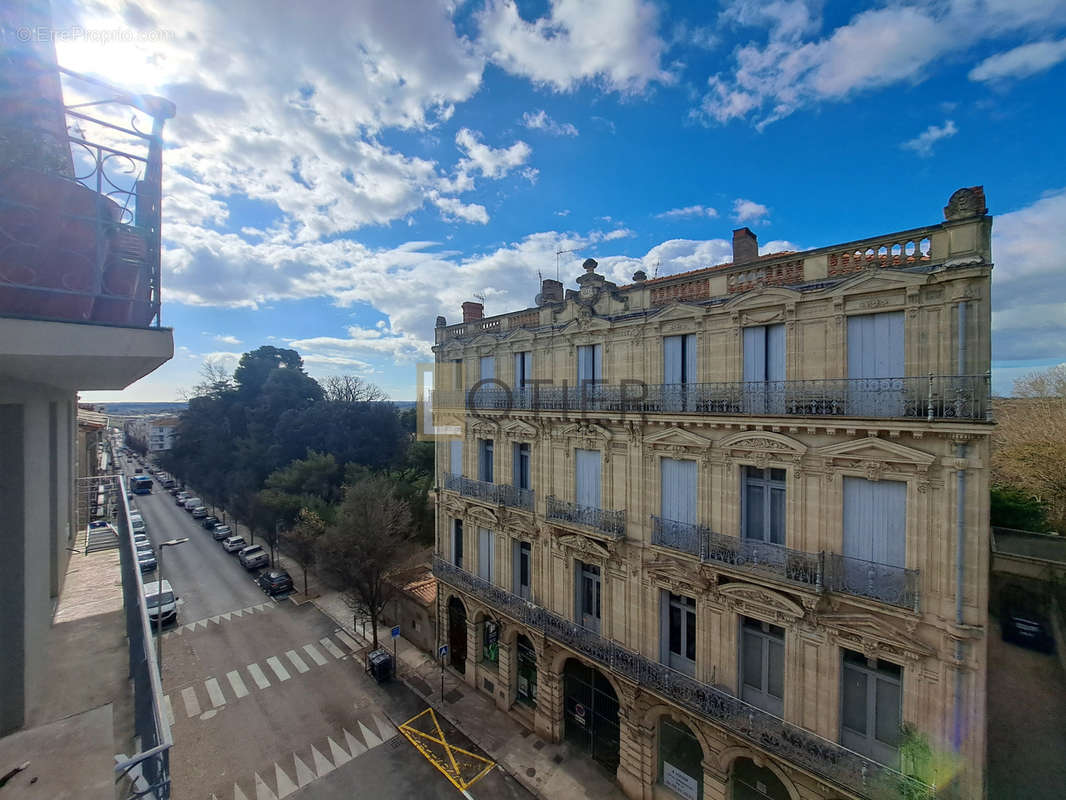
156;537;188;670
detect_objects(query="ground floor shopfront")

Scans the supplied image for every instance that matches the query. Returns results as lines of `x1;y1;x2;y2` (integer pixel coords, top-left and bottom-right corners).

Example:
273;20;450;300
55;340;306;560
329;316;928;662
439;587;849;800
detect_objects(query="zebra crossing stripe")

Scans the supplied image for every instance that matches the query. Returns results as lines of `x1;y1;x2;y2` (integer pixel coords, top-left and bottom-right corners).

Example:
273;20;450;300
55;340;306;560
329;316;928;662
267;656;291;681
302;643;327;666
247;663;271;690
233;783;251;800
319;637;344;659
343;728;366;756
358;720;382;749
205;677;226;708
181;686;201;718
310;745;333;777
292;755;315;787
285;650;309;674
274;764;297;799
227;670;249;698
328;736;351;766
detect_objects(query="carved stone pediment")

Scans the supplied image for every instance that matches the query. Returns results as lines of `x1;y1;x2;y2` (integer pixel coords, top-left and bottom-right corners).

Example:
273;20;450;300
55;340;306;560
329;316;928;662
442;494;465;515
502;419;538;440
644;426;713;450
466;505;499;529
505;509;538;538
646;557;713;595
817;436;935;469
559;422;612;442
717;583;805;622
560;316;611;336
723;286;801;311
652;304;703;326
506;327;537;344
440;342;465;359
555;532;613;562
719;431;807;459
470;419;500;437
468;333;499;349
816;610;935;661
822;269;928;298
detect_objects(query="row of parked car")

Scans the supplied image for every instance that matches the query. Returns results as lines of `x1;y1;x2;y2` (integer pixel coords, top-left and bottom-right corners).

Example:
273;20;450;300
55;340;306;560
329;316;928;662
170;486;293;595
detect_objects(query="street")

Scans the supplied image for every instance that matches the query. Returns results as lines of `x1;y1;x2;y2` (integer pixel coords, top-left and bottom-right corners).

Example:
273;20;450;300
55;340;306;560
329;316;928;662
123;462;529;800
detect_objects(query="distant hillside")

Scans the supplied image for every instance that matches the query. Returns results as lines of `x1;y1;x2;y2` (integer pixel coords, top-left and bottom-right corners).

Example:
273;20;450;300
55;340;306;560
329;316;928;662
94;402;188;417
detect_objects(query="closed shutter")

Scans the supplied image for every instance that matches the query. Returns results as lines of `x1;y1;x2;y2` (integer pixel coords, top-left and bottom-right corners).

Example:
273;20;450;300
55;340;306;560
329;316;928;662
661;458;697;524
742;327;765;383
577;344;602;383
514;351;532;389
766;324;785;382
479;356;495;381
843;477;906;567
478;528;494;582
449;440;463;476
847;312;904;379
664;336;682;384
575;449;602;509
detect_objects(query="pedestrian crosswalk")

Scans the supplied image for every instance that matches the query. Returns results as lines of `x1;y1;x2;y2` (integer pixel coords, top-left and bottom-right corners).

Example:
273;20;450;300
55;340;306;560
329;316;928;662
163;631;356;725
162;602;276;638
209;710;397;800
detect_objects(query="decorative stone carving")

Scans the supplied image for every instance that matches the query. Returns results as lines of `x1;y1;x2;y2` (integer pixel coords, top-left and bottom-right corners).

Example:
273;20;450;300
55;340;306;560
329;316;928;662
556;532;613;562
816;610;935;661
717;583;805;623
944;186;987;221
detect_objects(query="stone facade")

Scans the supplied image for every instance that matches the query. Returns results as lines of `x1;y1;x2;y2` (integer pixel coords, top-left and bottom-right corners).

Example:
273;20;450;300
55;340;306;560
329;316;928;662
431;188;993;800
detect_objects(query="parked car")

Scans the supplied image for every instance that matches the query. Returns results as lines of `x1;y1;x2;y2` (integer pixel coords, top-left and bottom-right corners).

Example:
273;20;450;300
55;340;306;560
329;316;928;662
201;515;220;529
238;545;269;569
183;497;202;512
212;524;233;541
133;533;150;548
144;579;178;626
176;492;190;505
191;506;208;519
1001;586;1055;652
257;569;293;596
134;467;143;474
136;545;156;572
222;535;248;553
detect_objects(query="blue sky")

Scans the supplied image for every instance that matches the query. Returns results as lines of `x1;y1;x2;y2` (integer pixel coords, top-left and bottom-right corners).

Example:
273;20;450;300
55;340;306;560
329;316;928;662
54;0;1066;402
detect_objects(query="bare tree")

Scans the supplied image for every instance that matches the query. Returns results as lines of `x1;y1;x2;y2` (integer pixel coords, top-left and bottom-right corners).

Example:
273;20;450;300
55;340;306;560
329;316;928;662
322;375;386;404
316;476;414;650
192;358;236;399
284;508;325;595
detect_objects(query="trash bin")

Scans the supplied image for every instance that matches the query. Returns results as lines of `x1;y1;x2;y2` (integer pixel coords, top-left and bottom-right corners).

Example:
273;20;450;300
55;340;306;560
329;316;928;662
367;648;393;683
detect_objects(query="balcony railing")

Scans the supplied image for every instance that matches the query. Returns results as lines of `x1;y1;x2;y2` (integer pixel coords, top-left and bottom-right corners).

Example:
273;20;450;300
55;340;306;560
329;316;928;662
546;496;626;538
434;374;991;422
443;473;534;511
432;557;932;800
0;59;174;327
651;516;916;610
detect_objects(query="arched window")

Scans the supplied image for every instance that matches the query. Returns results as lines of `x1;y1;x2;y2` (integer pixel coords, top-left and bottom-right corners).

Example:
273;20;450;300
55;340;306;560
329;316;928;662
732;757;789;800
658;718;703;800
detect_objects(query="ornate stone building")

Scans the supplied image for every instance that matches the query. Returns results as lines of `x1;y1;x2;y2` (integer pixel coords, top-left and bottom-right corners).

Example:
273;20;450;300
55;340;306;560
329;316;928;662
430;188;992;800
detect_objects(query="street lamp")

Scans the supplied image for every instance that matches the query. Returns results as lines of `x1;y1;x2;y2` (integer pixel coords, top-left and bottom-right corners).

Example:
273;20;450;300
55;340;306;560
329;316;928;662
156;537;188;669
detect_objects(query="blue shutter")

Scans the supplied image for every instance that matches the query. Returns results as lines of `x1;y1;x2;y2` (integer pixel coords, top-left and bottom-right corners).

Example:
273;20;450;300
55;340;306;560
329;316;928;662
664;336;682;384
766;324;786;382
684;334;698;384
480;356;495;381
449;440;463;476
847;313;904;379
743;327;766;383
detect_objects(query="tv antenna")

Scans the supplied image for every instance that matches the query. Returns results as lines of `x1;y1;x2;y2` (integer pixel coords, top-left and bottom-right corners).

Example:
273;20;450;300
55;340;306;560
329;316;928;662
555;249;578;282
473;291;486;305
653;258;661;279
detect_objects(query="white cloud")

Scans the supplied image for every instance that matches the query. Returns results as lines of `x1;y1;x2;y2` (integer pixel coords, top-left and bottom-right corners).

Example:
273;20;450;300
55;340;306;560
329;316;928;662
522;110;579;136
695;2;1066;126
901;120;958;157
454;128;532;179
476;0;673;93
732;198;770;224
656;205;719;220
969;39;1066;82
212;334;242;345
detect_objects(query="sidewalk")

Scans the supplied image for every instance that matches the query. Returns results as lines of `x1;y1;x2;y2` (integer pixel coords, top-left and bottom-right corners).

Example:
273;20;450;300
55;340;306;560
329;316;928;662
213;509;625;800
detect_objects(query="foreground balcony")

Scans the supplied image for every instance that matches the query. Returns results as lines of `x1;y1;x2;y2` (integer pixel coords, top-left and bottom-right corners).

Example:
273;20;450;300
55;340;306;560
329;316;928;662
434;374;991;422
546;496;626;539
651;516;919;612
443;473;534;511
432;557;931;800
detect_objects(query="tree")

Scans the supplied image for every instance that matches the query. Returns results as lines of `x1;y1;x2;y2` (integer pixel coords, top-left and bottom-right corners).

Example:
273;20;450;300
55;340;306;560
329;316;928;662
990;485;1050;532
192;358;236;399
284;508;325;595
317;477;414;650
992;365;1066;530
233;346;308;398
259;451;341;525
322;375;386;404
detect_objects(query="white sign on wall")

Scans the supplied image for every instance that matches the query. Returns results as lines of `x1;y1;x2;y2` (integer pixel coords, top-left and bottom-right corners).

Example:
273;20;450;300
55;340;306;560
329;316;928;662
662;762;698;800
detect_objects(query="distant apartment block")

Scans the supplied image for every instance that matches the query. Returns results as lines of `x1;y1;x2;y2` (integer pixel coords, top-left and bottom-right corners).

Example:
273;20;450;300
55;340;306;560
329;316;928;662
125;415;179;452
431;188;992;799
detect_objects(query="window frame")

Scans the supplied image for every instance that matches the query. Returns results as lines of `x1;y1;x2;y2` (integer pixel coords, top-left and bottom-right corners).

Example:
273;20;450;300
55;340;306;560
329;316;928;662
739;616;785;717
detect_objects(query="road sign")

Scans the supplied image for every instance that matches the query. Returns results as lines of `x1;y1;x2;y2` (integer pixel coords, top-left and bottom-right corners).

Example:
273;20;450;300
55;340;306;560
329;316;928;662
438;644;449;658
391;625;401;638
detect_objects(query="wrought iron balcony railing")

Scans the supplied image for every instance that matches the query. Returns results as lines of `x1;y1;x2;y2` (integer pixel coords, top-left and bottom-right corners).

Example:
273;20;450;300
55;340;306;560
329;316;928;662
432;557;932;800
434;374;991;422
0;59;174;327
443;473;534;511
651;516;916;610
546;495;626;538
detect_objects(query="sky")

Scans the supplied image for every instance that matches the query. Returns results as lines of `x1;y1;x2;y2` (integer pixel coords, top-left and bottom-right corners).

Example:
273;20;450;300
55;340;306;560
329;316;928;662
51;0;1066;402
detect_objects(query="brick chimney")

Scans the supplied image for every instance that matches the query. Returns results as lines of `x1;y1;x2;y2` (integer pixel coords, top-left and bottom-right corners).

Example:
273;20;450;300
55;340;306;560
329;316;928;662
461;301;484;322
539;279;563;304
732;227;758;263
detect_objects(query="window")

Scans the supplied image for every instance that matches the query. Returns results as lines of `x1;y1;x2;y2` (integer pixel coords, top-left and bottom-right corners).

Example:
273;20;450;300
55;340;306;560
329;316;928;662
513;442;531;490
663;334;697;384
478;439;494;483
513;540;531;599
451;519;463;568
452;358;463;390
575;449;602;509
741;617;785;716
514;351;533;389
743;324;785;413
660;458;697;525
477;528;495;582
843;477;906;568
516;634;537;706
479;356;495;381
847;312;904;415
743;466;786;545
658;718;703;800
577;344;602;388
661;591;696;676
449;439;463;477
577;561;601;632
482;619;499;664
841;649;903;765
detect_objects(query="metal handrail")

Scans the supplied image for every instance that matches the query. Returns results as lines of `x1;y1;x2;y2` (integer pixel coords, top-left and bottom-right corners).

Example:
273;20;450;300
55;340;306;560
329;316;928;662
546;496;626;538
443;473;534;511
432;557;932;800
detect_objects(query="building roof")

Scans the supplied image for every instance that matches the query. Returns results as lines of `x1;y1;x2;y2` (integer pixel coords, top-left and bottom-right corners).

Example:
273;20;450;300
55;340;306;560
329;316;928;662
76;408;108;429
622;250;798;290
387;563;437;607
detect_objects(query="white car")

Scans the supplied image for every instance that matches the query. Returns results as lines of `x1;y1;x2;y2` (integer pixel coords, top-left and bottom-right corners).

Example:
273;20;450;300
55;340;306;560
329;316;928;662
144;579;177;626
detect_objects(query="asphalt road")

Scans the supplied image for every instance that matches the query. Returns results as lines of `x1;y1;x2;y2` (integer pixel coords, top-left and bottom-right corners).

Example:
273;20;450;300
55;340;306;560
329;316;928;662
120;458;528;800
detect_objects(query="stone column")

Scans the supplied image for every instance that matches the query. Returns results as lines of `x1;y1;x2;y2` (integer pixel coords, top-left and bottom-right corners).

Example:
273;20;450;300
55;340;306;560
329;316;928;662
463;617;478;687
616;686;647;800
534;648;563;742
701;761;730;800
495;639;513;711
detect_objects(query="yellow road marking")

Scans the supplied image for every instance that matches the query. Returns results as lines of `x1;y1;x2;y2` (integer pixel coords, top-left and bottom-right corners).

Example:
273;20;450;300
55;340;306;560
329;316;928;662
397;708;495;791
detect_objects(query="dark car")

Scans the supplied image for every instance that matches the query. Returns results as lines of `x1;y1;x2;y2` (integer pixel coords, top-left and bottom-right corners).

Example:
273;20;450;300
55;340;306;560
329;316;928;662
257;569;293;596
201;515;220;529
238;545;269;570
1002;587;1055;653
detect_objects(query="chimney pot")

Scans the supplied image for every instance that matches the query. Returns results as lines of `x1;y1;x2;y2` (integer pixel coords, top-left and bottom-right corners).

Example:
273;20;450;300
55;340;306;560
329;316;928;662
461;301;484;322
732;227;759;264
539;279;563;304
435;315;446;328
632;270;647;283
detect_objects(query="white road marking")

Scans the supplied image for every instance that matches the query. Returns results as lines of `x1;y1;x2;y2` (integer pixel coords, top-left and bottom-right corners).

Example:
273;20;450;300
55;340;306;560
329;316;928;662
285;650;309;674
210;615;221;624
292;755;315;787
232;608;244;617
226;670;249;698
302;643;327;666
334;630;359;651
374;713;396;740
205;677;226;708
247;663;271;690
266;656;291;681
328;736;351;766
233;783;251;800
274;763;297;799
358;720;382;748
181;686;201;718
310;745;334;777
254;772;278;800
162;694;175;726
343;728;366;756
319;637;345;659
221;612;232;621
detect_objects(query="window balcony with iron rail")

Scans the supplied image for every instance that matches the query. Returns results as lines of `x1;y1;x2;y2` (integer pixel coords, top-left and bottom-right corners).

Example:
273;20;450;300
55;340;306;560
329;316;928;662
650;516;920;612
546;495;626;539
431;556;932;800
433;374;991;423
443;472;534;511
